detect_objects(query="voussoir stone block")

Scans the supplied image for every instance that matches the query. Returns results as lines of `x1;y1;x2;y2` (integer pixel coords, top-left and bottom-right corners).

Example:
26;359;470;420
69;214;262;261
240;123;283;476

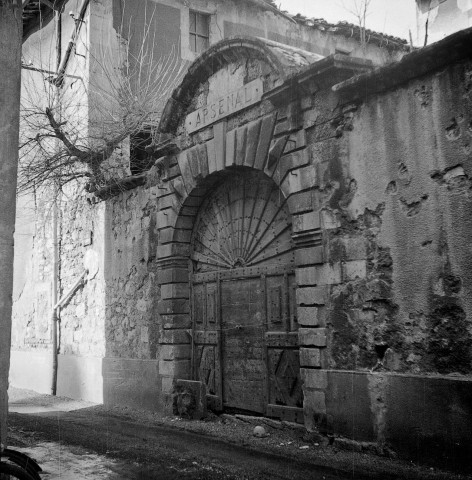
158;193;180;211
299;327;327;347
287;191;314;214
343;260;367;281
300;347;321;367
156;243;190;260
171;176;188;199
293;211;321;233
295;246;324;266
321;208;341;229
235;124;248;166
295;266;318;286
342;236;367;261
254;113;277;171
285;129;307;154
213;121;227;172
157;268;189;285
244;118;262;168
275;148;310;184
280;165;316;197
301;368;328;390
296;263;341;286
298;306;325;327
160;344;192;361
177;151;197;193
157;299;189;315
225;128;236;167
171;228;193;244
156;209;178;229
160;329;191;345
159;359;191;377
161;314;192;330
175;215;195;231
303;390;326;414
160;283;190;300
296;286;329;306
206;138;217;174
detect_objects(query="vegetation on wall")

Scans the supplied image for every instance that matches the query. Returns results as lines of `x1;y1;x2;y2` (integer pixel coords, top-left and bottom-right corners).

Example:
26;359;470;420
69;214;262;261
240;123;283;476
19;15;184;198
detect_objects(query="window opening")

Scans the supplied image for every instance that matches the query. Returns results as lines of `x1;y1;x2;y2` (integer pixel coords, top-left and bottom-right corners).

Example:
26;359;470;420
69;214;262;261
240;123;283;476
189;11;210;53
130;128;154;175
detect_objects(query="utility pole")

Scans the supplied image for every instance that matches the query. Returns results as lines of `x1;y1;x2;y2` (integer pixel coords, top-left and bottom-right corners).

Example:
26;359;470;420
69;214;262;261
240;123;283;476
0;0;22;449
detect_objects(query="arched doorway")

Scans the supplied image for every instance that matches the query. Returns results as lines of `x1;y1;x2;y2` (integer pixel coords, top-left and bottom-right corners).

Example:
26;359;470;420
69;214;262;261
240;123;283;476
190;169;303;421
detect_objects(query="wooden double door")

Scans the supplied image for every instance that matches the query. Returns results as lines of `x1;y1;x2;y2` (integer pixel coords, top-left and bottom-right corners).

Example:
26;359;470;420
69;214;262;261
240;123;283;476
190;171;303;422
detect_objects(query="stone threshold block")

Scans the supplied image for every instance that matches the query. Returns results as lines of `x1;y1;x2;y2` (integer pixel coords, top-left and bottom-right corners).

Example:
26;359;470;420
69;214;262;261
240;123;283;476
172;379;207;420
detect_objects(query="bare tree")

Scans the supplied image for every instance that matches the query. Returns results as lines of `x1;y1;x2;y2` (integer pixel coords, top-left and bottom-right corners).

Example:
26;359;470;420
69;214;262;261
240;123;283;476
19;12;185;198
341;0;373;53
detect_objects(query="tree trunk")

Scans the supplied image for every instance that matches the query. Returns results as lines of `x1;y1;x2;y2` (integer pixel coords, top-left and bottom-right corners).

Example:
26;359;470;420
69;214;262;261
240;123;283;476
0;0;22;449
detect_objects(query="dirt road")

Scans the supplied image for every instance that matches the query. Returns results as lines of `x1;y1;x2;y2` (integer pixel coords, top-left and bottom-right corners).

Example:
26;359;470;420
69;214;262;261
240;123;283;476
7;410;370;480
6;389;469;480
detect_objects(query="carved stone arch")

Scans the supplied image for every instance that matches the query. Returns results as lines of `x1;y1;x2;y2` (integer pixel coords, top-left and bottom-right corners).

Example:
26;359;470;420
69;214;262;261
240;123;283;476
156;37;326;423
171;165;293;255
157;148;323;421
158;36;323;135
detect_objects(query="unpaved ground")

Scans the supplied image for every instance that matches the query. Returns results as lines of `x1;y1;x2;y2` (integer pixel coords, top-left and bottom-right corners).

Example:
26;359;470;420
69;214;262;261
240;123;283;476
7;388;472;480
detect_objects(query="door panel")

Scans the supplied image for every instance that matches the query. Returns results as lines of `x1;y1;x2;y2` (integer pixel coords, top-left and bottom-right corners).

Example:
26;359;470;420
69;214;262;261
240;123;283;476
190;171;303;421
192;280;222;410
191;171;294;273
221;277;265;413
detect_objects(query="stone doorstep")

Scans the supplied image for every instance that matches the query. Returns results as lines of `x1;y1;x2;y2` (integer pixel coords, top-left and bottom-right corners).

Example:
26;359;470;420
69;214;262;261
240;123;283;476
332;437;398;459
110;379;429;472
218;413;313;436
172;379;207;420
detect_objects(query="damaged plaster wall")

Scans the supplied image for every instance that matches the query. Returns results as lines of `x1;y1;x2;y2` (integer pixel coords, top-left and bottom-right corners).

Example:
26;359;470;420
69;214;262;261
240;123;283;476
10;0;105;399
104;187;160;360
330;60;472;376
301;52;472;466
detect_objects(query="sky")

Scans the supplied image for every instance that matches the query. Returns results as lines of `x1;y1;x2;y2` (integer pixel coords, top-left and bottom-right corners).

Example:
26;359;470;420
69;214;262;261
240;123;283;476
277;0;417;42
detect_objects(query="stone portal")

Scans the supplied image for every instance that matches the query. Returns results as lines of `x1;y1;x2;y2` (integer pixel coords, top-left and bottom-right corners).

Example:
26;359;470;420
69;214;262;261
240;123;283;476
190;170;303;420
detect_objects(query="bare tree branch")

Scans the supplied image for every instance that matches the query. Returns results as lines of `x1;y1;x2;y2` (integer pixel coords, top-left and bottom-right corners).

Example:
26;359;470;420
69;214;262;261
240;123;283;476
45;107;86;159
18;8;185;198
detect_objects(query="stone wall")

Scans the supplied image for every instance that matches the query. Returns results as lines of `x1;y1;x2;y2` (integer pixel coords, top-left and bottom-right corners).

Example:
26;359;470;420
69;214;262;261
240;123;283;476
327;59;472;375
11;0;99;396
296;34;472;468
104;187;160;360
58;197;106;358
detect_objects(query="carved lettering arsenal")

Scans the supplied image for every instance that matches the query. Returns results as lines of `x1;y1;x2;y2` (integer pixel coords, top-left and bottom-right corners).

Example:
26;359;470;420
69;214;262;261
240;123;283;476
185;78;263;133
